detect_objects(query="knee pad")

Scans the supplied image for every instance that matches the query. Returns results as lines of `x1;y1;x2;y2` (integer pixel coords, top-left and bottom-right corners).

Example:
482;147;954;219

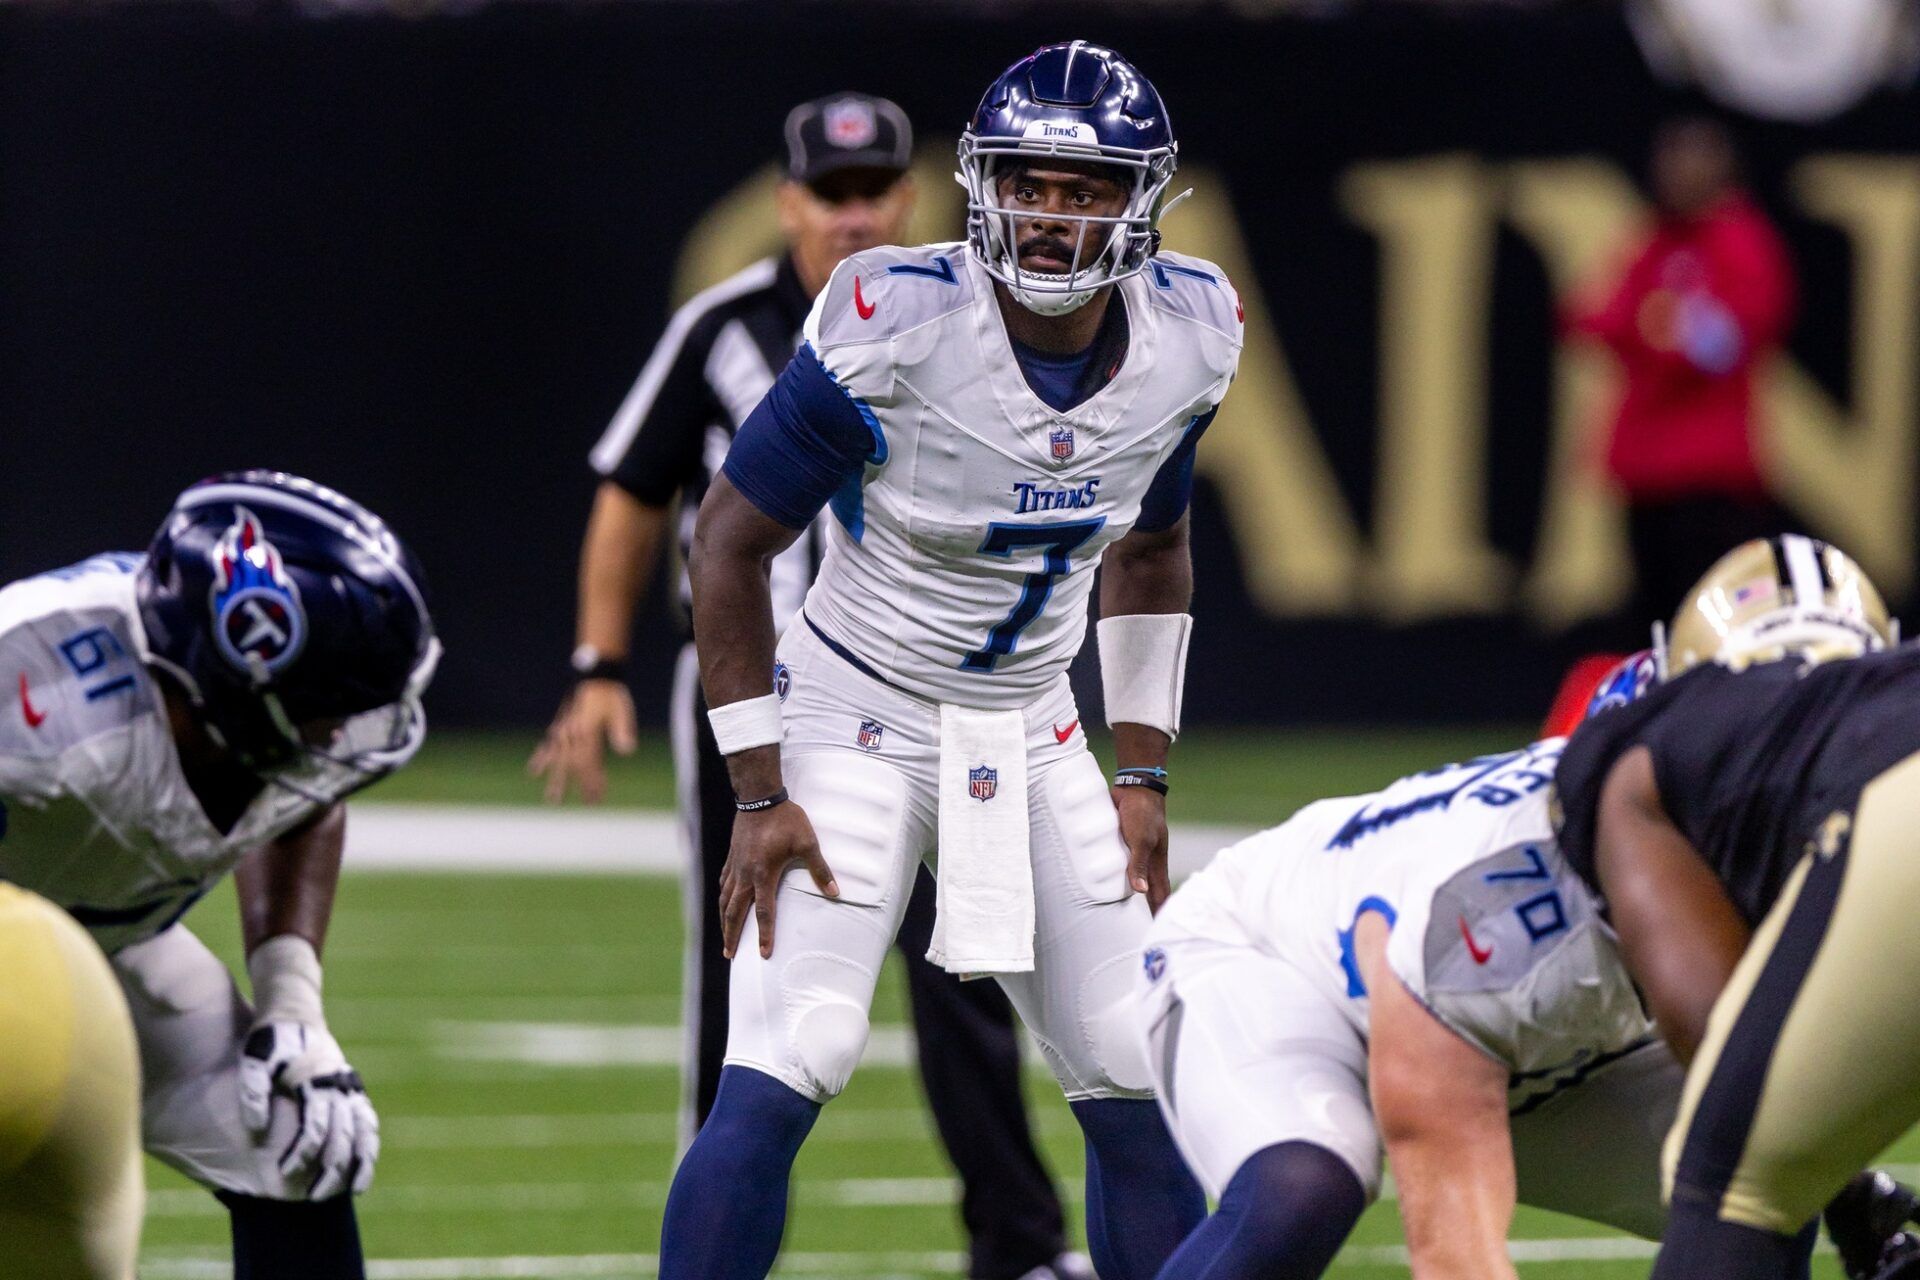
1086;955;1154;1094
783;954;874;1100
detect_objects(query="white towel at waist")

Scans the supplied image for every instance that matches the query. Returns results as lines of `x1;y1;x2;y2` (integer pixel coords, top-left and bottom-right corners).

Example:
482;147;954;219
927;704;1034;976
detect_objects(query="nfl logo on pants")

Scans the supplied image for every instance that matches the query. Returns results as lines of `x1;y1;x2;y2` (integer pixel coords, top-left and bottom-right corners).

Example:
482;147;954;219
856;719;884;752
969;765;998;802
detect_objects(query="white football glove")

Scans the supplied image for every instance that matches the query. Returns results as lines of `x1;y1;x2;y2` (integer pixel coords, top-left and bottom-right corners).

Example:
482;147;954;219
241;936;381;1199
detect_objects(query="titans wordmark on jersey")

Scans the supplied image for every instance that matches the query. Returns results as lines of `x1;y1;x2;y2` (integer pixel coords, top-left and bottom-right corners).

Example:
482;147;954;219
724;242;1242;710
0;556;381;953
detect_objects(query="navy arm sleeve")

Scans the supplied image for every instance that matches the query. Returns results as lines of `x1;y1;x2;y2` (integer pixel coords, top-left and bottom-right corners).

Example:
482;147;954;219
722;344;881;530
1134;407;1217;533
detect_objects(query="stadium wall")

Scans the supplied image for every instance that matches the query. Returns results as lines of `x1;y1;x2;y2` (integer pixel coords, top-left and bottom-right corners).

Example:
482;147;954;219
3;2;1917;725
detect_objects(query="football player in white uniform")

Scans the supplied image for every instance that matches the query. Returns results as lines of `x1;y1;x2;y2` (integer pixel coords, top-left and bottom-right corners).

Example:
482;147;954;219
0;471;440;1280
1136;663;1688;1280
659;42;1240;1280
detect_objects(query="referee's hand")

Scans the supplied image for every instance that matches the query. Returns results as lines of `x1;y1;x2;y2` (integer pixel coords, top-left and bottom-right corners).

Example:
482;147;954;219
529;680;638;804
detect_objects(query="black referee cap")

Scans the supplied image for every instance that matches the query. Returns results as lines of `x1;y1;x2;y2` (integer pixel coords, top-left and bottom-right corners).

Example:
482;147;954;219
784;93;914;187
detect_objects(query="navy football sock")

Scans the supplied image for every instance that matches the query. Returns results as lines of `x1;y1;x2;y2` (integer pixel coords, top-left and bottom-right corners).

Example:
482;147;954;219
1651;1198;1816;1280
1155;1142;1366;1280
1070;1098;1206;1280
660;1065;822;1280
217;1191;366;1280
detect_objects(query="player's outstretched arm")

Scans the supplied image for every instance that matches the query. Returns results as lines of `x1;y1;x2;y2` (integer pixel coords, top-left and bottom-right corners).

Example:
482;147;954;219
1593;746;1750;1064
1358;915;1520;1280
529;482;663;805
234;805;381;1198
690;474;839;959
1098;514;1193;912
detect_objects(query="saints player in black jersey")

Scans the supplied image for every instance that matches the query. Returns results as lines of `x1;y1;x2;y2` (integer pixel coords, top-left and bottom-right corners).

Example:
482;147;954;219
1555;535;1920;1279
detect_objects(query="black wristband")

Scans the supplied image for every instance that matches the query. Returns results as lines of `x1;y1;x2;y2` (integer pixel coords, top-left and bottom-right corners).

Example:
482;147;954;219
574;658;629;683
735;787;790;813
1113;773;1170;796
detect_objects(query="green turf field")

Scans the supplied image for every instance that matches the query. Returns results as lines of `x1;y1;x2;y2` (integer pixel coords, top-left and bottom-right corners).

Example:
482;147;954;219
134;730;1874;1278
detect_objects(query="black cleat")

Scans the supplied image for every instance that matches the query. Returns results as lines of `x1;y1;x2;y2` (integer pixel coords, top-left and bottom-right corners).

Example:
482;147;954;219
1827;1171;1920;1280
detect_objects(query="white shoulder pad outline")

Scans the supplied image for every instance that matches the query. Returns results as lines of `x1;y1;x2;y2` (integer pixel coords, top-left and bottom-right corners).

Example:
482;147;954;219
1139;250;1244;343
804;242;973;354
1389;839;1652;1073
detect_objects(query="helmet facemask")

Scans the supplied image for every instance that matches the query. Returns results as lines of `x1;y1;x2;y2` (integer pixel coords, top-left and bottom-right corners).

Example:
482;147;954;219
958;133;1179;315
260;636;441;806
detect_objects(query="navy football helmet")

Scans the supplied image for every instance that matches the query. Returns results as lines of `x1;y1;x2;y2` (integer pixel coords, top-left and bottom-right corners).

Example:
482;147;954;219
136;471;440;800
959;41;1182;315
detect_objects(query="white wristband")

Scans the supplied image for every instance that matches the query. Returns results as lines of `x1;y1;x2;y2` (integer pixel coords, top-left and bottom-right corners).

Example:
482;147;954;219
1097;613;1193;739
248;934;325;1028
707;693;784;756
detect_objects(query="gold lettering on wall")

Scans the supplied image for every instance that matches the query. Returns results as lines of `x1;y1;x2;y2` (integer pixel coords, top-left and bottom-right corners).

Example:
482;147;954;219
1171;171;1367;612
1502;160;1640;627
670;148;1920;623
1768;157;1920;598
1344;156;1512;618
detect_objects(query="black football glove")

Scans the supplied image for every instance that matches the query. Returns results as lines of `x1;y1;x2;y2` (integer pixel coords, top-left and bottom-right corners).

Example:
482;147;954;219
1827;1171;1920;1280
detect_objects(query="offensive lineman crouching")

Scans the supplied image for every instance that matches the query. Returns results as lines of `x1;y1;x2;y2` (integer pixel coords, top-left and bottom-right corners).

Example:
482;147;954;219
659;42;1241;1280
0;472;439;1280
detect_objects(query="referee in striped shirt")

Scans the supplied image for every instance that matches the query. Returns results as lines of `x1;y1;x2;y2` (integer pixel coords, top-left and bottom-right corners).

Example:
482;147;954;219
531;95;1089;1280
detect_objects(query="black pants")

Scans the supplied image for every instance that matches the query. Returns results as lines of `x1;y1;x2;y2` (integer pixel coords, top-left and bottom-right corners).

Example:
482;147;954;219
1626;492;1796;632
674;647;1068;1280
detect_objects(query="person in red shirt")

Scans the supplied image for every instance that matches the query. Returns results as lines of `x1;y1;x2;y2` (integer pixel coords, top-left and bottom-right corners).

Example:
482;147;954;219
1567;116;1798;621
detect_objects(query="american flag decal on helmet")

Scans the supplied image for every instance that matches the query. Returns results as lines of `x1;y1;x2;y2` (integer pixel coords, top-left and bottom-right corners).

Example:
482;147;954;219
969;765;998;802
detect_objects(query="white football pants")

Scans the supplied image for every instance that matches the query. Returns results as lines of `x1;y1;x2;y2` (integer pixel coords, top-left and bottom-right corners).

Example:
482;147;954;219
722;619;1157;1104
1136;890;1681;1239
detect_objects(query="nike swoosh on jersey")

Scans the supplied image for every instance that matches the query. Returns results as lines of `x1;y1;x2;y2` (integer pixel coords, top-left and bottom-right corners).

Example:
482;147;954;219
1053;719;1078;744
18;672;47;729
1459;915;1494;965
853;276;876;320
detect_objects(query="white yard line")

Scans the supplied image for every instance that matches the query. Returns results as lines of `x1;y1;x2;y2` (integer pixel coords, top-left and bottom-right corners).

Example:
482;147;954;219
381;1106;1079;1149
145;1177;1075;1218
346;805;1256;880
138;1237;1691;1278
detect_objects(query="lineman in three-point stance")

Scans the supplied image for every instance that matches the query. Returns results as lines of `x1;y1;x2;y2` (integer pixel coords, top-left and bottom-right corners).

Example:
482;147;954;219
0;471;439;1280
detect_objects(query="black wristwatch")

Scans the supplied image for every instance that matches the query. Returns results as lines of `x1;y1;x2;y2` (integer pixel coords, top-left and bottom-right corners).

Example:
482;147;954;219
571;644;630;684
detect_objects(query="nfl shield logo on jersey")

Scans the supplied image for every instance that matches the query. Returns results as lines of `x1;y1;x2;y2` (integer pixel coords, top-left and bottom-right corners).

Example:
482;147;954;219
1049;425;1075;462
969;765;998;802
856;719;885;752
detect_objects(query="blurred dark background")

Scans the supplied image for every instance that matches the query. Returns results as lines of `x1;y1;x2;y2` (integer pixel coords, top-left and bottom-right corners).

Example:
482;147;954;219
6;0;1918;726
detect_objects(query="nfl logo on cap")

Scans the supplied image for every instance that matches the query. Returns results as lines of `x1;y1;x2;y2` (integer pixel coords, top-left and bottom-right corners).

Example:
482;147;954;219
824;98;879;150
969;765;998;802
857;719;885;752
1049;426;1074;462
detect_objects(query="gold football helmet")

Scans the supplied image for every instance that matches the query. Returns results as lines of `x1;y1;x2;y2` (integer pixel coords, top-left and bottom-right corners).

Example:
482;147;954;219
1659;534;1897;678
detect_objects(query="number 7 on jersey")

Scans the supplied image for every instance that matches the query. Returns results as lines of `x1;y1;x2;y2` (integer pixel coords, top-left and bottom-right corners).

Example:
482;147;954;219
960;518;1106;673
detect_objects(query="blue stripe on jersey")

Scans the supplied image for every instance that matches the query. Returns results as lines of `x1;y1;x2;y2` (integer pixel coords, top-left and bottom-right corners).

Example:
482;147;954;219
722;344;881;531
1135;407;1217;533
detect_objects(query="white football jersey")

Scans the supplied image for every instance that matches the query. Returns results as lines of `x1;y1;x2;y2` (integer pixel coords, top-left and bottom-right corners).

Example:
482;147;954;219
0;555;356;952
798;243;1241;708
1174;741;1654;1104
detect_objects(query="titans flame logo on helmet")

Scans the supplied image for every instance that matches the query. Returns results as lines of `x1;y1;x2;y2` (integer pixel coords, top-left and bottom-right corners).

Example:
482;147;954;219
207;506;307;681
